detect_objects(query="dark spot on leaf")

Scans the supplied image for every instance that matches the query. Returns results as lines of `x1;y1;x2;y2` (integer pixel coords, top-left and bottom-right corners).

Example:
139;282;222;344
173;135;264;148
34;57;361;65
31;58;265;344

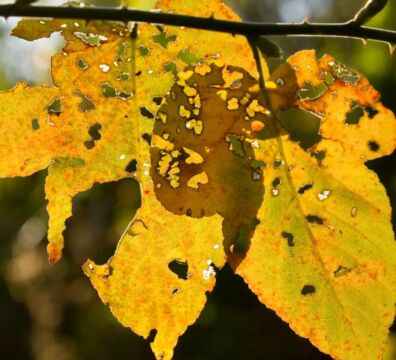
273;160;283;168
334;265;351;278
153;96;163;105
84;140;95;149
298;183;313;194
31;118;40;130
75;91;95;113
186;208;192;217
368;141;379;152
142;133;152;145
306;214;324;225
171;288;179;295
47;98;62;116
301;285;316;295
88;123;102;141
139;106;155;119
168;260;188;280
125;159;137;173
135;70;142;76
147;329;157;343
281;231;294;247
272;177;281;187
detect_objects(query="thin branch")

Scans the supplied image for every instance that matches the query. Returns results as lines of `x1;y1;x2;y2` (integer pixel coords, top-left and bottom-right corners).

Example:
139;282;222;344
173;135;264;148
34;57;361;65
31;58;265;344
353;0;388;26
0;4;395;44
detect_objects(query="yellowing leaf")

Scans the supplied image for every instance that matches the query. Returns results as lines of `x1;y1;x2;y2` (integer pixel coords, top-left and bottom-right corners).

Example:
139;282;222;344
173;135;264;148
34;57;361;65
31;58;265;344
83;196;225;360
1;25;138;263
3;1;396;360
82;1;266;358
232;50;396;360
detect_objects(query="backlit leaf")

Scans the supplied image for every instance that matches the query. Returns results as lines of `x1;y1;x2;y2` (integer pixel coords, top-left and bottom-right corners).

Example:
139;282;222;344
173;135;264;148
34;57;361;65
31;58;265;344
232;50;396;360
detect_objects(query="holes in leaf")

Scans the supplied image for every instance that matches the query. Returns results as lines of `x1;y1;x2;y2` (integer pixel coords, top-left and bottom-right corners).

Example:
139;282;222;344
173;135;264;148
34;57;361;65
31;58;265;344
101;82;117;98
164;62;177;76
84;123;102;149
152;31;177;49
273;160;284;168
366;106;378;119
329;61;360;85
334;265;351;278
31;118;40;130
171;288;179;295
297;81;327;101
298;182;313;194
345;101;364;124
312;150;326;161
47;98;62;116
177;49;201;65
277;108;321;150
125;159;137;173
84;140;95;150
142;133;152;145
153;96;163;106
138;44;149;56
306;214;324;225
345;101;378;124
271;177;281;196
168;260;188;280
368;141;380;152
272;177;281;187
281;231;294;247
77;57;88;70
88;123;102;141
301;284;316;295
139;106;155;119
73;32;108;47
147;329;157;343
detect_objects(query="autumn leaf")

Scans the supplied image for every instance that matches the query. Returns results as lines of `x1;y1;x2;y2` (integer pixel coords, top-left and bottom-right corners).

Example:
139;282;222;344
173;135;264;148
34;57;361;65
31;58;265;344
1;0;396;360
230;50;396;360
4;0;263;358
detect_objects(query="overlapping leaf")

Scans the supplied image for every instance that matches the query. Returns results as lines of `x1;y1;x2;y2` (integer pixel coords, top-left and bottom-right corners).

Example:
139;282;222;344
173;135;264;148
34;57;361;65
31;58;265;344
231;50;396;360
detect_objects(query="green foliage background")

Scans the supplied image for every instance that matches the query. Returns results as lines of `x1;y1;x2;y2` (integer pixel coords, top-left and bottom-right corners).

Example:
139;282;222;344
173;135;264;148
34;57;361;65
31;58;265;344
0;0;395;359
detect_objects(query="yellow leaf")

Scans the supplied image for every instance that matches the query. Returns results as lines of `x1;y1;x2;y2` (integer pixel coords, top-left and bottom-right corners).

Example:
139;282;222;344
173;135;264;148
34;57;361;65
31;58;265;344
1;26;138;263
232;50;396;360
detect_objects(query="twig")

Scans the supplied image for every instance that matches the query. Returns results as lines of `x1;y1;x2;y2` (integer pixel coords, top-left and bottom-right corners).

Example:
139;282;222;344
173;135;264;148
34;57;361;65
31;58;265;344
0;4;395;44
353;0;388;26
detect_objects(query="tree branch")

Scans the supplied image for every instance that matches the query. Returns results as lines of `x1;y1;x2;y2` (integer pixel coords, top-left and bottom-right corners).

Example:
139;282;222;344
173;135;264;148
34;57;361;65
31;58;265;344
0;4;395;44
353;0;388;26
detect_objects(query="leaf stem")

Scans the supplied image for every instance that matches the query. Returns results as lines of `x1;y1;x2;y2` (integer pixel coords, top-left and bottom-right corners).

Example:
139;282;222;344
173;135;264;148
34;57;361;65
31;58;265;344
0;4;395;44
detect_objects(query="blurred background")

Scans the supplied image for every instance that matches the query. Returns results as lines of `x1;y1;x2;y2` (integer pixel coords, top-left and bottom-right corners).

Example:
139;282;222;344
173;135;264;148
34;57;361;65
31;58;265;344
0;0;395;359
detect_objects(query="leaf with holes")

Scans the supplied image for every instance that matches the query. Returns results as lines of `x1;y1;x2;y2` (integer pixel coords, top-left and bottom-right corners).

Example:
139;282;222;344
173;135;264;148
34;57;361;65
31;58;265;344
2;1;396;360
229;50;396;360
5;0;264;358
